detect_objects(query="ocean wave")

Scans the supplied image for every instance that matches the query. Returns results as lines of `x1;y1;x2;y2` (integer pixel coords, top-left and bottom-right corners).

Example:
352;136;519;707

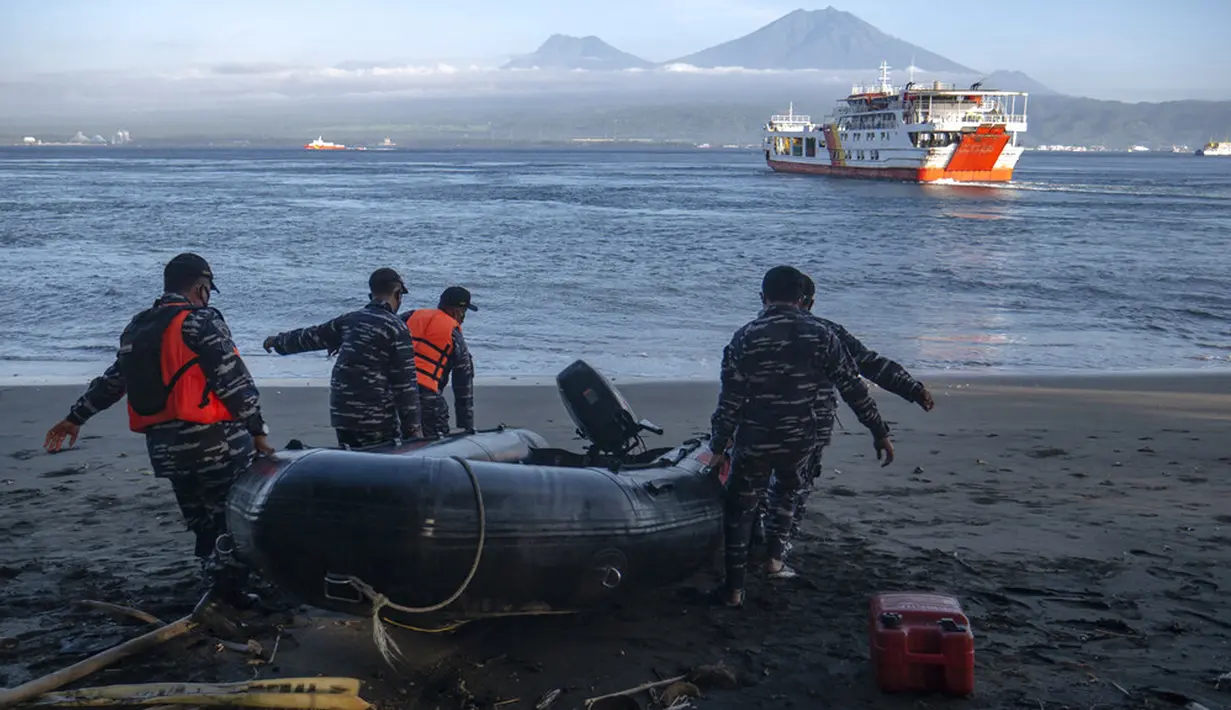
2;149;1229;377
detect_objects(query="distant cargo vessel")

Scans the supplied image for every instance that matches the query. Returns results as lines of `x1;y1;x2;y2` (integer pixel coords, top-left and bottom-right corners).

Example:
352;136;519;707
1196;140;1231;156
304;137;346;150
763;62;1028;183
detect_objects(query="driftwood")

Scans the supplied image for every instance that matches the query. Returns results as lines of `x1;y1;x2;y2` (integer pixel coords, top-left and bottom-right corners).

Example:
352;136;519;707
0;616;199;710
583;664;738;708
21;678;370;710
584;676;687;708
76;599;261;656
75;601;163;626
0;594;245;709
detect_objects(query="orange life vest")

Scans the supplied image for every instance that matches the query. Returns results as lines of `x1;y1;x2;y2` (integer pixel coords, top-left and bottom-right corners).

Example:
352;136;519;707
405;308;458;393
126;308;238;433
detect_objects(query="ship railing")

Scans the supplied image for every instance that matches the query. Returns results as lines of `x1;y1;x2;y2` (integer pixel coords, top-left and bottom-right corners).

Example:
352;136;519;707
908;113;1028;125
766;126;821;133
769;114;812;124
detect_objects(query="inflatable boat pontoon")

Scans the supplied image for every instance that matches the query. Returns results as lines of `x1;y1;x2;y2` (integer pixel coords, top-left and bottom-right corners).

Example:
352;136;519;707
226;360;728;629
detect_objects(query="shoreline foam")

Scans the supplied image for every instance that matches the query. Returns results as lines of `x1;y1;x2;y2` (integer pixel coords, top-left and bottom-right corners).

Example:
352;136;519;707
4;364;1230;389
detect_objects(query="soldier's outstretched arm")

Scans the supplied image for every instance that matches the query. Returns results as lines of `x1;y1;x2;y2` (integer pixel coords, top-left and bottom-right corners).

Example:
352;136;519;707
388;326;422;438
449;327;475;432
183;309;269;441
830;322;931;409
262;316;343;356
708;333;748;454
67;357;127;426
46;354;128;452
818;333;894;465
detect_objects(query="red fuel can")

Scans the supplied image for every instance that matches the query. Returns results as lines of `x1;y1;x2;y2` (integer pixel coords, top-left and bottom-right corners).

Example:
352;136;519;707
869;592;975;697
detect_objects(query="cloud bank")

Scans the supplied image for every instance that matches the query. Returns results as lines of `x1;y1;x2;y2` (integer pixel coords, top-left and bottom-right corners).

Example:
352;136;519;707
3;60;983;120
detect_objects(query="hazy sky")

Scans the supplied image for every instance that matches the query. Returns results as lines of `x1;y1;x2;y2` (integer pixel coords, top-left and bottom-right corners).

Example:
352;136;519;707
2;0;1228;101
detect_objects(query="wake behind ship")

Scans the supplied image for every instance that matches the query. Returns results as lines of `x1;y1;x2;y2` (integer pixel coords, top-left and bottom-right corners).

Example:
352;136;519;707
763;62;1029;183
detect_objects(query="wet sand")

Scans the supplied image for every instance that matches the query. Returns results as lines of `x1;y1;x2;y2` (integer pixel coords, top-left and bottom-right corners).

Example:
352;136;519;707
2;373;1230;709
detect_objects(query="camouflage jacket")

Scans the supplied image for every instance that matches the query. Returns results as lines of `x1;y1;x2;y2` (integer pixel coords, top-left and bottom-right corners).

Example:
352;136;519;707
710;303;890;454
267;299;421;435
66;293;267;437
812;316;927;406
400;309;475;431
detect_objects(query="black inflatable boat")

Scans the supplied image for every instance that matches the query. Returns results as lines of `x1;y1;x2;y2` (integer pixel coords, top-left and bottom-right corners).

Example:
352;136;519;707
226;360;727;628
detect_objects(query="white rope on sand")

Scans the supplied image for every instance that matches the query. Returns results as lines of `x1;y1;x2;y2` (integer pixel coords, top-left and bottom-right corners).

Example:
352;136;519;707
336;455;487;667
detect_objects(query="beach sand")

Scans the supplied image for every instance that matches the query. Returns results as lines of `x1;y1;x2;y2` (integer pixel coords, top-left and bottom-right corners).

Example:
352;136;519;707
2;373;1229;709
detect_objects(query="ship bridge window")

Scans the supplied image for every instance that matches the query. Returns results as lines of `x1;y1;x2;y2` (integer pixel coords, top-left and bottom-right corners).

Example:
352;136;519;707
909;131;962;148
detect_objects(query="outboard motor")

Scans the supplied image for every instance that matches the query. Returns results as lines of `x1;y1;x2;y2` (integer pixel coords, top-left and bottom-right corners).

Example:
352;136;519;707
556;359;663;460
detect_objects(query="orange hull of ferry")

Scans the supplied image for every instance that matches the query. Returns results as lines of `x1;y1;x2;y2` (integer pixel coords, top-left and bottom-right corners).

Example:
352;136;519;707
768;126;1015;183
305;145;346;150
767;159;1015;183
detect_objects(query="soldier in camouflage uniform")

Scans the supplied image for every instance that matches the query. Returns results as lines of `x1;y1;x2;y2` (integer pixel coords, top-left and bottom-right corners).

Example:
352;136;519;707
791;273;934;530
44;253;275;607
263;268;421;449
401;286;476;439
755;273;936;544
707;265;895;608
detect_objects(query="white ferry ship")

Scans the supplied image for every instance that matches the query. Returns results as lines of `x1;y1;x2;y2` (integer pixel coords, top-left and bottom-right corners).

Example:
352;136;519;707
1196;140;1231;156
762;62;1028;183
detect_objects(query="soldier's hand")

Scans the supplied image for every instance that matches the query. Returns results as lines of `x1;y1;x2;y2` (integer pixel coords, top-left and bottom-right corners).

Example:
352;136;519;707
44;420;81;453
917;387;935;411
706;451;728;479
874;437;895;467
261;336;276;354
253;435;276;457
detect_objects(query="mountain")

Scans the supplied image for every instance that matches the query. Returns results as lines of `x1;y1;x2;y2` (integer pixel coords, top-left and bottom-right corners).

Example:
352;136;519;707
1025;96;1231;148
502;34;654;71
665;7;974;72
977;70;1060;96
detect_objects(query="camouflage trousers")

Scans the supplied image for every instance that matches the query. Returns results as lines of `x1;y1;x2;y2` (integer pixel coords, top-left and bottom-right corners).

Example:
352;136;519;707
336;428;399;450
146;421;255;589
419;387;451;439
756;406;835;542
722;444;810;594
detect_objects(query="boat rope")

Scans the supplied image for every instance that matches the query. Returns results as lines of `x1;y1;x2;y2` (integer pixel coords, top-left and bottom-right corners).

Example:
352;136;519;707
336;455;486;667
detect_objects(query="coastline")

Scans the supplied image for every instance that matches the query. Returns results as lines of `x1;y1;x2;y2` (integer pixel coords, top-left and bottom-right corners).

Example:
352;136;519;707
3;364;1230;391
3;371;1230;707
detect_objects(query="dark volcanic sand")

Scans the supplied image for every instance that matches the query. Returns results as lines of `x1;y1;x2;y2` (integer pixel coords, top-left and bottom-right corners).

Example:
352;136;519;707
2;374;1230;709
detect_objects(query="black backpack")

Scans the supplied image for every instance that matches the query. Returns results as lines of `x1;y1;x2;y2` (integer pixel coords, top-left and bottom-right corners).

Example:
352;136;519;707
117;304;209;417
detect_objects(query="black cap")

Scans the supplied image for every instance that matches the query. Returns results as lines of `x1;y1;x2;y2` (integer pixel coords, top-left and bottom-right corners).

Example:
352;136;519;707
164;252;219;293
369;267;408;295
439;286;478;312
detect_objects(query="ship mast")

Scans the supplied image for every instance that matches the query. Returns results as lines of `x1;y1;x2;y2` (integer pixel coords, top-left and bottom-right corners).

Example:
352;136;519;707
877;61;892;94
